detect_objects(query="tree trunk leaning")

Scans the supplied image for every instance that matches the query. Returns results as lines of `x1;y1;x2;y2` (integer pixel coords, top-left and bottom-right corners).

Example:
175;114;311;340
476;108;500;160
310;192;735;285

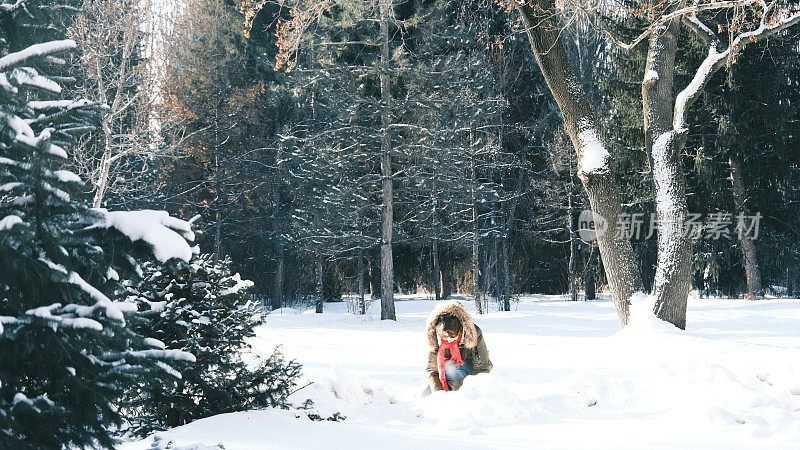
517;2;644;326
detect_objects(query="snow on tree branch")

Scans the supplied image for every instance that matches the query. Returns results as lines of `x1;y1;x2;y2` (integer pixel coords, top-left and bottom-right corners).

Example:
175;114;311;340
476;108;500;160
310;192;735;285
0;40;76;72
92;209;196;262
27;99;92;110
38;257;137;323
674;1;800;129
0;0;28;14
682;14;720;49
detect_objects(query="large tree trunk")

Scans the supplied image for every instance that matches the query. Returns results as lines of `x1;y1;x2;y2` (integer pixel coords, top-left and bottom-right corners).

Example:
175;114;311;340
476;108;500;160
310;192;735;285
729;153;762;297
379;0;396;320
517;3;643;326
642;23;693;329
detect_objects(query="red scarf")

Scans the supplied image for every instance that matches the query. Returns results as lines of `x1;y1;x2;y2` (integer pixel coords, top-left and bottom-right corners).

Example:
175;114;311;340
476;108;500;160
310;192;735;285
437;332;463;392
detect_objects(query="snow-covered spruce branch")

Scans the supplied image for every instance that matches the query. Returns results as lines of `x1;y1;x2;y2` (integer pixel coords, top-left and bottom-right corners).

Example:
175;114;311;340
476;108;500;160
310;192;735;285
673;2;800;130
0;40;76;71
0;0;28;14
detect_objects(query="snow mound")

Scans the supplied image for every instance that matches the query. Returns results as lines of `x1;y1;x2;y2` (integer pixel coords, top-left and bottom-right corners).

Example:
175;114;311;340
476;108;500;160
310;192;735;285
296;366;398;412
417;373;538;428
616;292;681;335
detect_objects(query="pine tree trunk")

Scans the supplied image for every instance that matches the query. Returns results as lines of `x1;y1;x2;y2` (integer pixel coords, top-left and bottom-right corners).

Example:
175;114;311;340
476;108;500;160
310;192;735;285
568;192;578;302
272;242;284;310
470;148;482;314
585;247;596;300
214;208;222;262
517;3;643;326
729;153;763;297
432;237;441;300
501;235;511;311
490;208;499;307
357;247;366;314
500;171;524;311
315;252;323;314
472;226;481;313
432;187;441;300
369;251;381;298
484;235;493;313
441;245;452;299
271;178;284;310
643;23;692;329
213;102;223;263
379;0;396;320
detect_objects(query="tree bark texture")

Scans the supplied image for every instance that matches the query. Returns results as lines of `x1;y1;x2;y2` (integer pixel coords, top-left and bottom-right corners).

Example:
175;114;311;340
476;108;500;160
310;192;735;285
568;192;578;302
272;242;284;310
643;22;693;329
441;244;452;299
471;148;483;314
432;237;441;300
379;0;396;320
729;153;762;297
315;251;323;313
585;246;596;300
358;247;366;314
517;2;644;326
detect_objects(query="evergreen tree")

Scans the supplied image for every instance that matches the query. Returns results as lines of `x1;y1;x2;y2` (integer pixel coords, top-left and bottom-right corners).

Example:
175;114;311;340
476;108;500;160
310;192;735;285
124;254;302;436
0;3;203;447
0;36;196;450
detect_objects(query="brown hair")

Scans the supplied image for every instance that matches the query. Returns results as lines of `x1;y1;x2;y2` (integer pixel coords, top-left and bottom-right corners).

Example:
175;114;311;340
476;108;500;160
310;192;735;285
437;314;463;338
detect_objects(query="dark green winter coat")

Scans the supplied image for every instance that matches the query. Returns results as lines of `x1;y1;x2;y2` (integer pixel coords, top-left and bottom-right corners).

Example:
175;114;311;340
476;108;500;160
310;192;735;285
425;301;493;391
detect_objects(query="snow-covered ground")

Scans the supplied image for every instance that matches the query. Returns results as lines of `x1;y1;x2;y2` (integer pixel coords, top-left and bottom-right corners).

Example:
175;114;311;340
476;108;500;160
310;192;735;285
123;295;800;449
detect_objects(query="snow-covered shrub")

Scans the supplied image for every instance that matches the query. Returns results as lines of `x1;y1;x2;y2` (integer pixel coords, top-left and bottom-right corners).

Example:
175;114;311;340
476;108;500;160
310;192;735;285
124;254;301;436
0;34;196;450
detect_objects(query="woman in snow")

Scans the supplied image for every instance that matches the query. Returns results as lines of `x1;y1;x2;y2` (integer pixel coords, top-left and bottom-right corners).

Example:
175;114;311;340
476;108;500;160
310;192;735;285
425;301;493;393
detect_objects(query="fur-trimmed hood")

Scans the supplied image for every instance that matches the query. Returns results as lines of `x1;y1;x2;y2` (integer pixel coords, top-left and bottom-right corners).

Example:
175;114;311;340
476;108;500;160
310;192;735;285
425;301;478;350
